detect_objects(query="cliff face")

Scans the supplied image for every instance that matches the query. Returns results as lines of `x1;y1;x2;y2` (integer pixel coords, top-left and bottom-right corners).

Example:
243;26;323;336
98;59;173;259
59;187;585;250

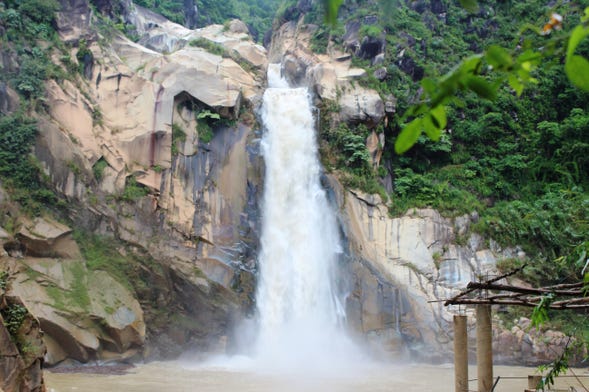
2;0;268;366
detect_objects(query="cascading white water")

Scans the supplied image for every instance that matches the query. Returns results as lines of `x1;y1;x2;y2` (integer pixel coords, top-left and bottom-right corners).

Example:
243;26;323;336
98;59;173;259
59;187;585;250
254;65;358;373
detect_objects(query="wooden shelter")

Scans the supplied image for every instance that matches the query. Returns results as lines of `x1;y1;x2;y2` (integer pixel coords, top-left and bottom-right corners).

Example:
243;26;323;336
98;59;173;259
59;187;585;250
443;267;589;392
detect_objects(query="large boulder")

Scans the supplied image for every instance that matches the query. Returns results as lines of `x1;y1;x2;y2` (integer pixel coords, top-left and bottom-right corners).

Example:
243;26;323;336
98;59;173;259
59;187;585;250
16;217;81;259
338;85;384;125
10;258;145;365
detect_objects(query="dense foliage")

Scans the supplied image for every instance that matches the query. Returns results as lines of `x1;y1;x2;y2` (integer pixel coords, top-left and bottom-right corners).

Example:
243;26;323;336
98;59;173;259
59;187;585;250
305;0;589;290
0;0;73;214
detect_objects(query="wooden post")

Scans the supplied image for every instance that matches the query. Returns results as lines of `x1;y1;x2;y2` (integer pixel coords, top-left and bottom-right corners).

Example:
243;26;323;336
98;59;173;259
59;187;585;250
476;305;493;392
525;375;543;391
454;315;468;392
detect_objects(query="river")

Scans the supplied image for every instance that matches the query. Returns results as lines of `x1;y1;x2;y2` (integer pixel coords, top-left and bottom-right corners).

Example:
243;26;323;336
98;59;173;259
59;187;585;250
45;361;589;392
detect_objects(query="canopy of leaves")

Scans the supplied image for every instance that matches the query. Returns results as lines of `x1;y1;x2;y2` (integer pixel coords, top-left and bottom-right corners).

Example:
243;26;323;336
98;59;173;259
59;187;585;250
310;0;589;290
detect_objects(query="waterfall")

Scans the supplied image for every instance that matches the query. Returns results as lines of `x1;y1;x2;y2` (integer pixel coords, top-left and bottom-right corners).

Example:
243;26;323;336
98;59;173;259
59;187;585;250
254;65;357;373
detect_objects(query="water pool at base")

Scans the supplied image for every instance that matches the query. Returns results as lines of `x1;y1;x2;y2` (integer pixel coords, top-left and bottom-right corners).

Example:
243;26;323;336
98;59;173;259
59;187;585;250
45;361;588;392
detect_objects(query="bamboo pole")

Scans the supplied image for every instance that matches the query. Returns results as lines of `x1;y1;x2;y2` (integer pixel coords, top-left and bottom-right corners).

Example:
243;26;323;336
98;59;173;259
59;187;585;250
477;305;493;392
454;315;468;392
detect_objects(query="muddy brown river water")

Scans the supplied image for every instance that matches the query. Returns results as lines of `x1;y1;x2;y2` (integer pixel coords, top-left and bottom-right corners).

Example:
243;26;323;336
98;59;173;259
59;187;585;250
45;361;589;392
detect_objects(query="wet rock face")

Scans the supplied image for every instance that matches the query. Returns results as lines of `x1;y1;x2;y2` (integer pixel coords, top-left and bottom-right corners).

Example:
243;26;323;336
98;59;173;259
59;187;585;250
0;82;19;115
55;0;93;42
324;175;525;361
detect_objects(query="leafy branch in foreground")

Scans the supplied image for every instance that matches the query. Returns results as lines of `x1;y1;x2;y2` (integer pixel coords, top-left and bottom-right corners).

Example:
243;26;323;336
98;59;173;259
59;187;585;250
537;339;570;390
394;6;589;154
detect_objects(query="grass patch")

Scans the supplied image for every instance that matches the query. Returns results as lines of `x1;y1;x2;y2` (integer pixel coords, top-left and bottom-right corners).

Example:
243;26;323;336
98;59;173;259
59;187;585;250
73;231;134;292
189;38;225;56
120;176;149;202
68;261;90;309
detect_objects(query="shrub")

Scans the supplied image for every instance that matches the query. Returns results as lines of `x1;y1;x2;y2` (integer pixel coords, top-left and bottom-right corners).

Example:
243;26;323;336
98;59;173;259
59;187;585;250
18;0;59;24
120;176;149;202
93;159;109;181
171;123;186;155
189;38;225;56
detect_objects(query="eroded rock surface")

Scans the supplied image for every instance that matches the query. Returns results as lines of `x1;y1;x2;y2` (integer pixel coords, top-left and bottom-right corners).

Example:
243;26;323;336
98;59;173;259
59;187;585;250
325;176;537;361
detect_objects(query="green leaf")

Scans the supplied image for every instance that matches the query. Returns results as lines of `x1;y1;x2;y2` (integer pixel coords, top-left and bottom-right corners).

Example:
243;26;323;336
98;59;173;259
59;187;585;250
567;25;589;61
508;74;524;96
421;78;437;96
458;0;479;13
531;293;554;328
323;0;344;26
485;45;513;70
197;110;221;120
395;119;423;154
460;55;483;75
565;55;589;91
423;115;442;141
465;76;497;100
430;105;447;130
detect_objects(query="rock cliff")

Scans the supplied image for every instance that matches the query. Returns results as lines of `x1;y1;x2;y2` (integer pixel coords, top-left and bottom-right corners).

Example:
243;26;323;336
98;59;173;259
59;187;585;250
3;0;267;366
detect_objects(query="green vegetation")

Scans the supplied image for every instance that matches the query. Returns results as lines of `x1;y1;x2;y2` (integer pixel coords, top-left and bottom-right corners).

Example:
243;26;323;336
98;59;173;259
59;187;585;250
189;37;226;56
0;114;60;214
69;262;91;309
1;303;27;336
171;123;187;155
73;230;164;295
93;158;109;181
309;1;589;284
121;176;149;202
0;271;8;291
74;231;135;291
196;109;220;143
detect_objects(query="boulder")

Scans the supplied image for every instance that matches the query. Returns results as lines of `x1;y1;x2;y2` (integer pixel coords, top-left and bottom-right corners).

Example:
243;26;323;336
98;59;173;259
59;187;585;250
227;19;249;35
10;258;145;364
373;66;387;80
338;85;384;125
16;217;81;259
